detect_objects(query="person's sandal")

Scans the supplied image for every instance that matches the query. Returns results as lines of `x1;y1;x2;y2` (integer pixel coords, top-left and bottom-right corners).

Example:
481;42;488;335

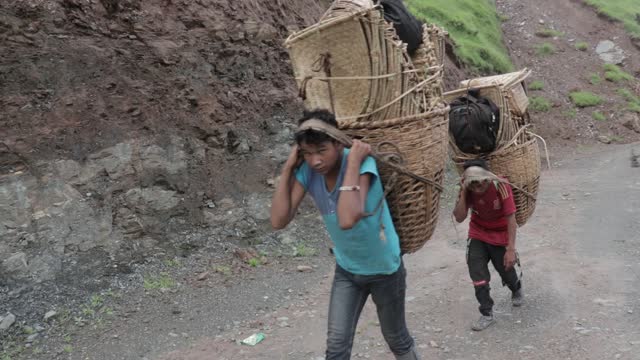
471;314;495;331
512;288;524;307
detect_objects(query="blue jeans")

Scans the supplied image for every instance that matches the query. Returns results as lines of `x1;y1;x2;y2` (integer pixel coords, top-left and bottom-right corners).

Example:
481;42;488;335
325;261;418;360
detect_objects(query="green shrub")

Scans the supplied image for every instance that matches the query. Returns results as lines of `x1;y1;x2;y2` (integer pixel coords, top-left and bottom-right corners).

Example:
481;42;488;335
592;111;606;121
535;28;563;38
575;41;589;51
529;96;552;112
604;64;634;83
143;273;175;290
535;42;556;56
589;73;602;85
528;80;544;91
629;102;640;113
569;91;603;107
248;258;261;267
564;108;578;118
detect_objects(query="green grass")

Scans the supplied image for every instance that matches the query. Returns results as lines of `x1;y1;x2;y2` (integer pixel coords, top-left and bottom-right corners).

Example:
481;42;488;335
63;345;73;353
214;265;232;276
164;259;181;267
528;80;545;91
564;108;578;118
569;91;603;107
535;28;563;38
406;0;513;73
248;258;261;267
535;42;556;56
529;96;552;112
293;243;316;257
603;64;634;82
583;0;640;39
619;88;640;112
592;111;606;121
589;73;602;85
143;273;175;290
575;41;589;51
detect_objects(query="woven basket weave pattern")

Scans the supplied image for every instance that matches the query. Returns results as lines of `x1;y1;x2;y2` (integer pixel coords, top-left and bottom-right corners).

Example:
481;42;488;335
344;110;449;253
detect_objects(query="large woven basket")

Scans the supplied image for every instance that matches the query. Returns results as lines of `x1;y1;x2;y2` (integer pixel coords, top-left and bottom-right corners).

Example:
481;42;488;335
341;107;449;253
460;69;531;116
449;130;541;227
285;8;445;123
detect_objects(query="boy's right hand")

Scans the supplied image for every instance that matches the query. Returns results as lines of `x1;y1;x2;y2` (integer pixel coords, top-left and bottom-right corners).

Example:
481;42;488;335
284;145;302;170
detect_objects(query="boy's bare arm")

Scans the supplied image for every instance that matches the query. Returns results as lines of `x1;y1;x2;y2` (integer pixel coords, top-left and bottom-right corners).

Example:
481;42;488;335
504;213;517;269
453;181;469;223
270;146;306;230
337;140;371;230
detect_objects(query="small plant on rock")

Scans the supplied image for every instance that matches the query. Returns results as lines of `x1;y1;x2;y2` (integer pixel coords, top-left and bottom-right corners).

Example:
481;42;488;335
589;73;602;85
528;80;545;91
535;42;556;56
535;28;563;38
604;64;634;83
564;108;578;118
529;96;552;112
569;91;603;107
575;42;589;51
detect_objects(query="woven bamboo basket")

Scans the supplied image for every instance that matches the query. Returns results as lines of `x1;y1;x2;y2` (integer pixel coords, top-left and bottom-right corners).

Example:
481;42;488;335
321;0;373;20
341;107;449;253
460;69;532;116
285;7;446;123
449;130;541;226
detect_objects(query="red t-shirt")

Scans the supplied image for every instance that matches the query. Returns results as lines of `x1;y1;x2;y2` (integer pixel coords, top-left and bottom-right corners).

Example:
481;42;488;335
467;181;517;246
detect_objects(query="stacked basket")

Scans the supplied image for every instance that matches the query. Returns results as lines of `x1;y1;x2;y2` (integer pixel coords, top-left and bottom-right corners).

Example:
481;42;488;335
444;69;541;226
285;2;449;253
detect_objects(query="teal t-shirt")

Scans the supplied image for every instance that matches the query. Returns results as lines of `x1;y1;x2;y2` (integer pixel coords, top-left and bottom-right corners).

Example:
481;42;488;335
295;149;401;275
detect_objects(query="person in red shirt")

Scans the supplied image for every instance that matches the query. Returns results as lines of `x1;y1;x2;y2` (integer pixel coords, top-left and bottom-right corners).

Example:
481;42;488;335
453;159;523;331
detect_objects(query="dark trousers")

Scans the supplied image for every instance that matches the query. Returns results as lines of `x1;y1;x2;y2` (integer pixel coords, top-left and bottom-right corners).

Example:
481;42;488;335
466;238;521;316
326;262;415;360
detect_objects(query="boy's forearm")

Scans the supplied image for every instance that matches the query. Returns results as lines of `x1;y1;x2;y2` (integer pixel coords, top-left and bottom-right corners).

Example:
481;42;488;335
337;162;364;228
270;165;295;229
453;190;468;222
506;214;517;250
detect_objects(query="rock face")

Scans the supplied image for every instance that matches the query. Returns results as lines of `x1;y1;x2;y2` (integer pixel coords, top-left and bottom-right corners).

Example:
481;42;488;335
596;40;626;64
0;136;199;285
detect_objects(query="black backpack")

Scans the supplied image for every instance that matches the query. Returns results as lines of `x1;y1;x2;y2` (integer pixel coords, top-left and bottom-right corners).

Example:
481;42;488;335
378;0;424;56
449;90;500;154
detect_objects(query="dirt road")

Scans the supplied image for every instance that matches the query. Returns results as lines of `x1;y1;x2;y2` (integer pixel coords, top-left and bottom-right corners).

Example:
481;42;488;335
156;143;640;359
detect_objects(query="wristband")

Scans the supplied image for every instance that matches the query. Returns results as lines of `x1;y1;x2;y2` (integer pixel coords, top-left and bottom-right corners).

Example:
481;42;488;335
338;185;360;192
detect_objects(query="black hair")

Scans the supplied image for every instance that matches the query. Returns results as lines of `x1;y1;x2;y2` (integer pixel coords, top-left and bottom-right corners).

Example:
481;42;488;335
463;159;489;170
295;109;339;145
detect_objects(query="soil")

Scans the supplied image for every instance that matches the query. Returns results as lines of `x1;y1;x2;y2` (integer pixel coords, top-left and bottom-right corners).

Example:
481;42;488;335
0;0;639;359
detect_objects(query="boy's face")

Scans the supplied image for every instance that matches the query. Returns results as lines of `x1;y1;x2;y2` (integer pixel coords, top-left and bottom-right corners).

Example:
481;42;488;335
468;180;491;194
299;140;343;176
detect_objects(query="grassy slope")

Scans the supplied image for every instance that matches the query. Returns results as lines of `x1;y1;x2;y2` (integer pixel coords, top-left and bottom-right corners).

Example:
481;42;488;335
406;0;513;74
584;0;640;38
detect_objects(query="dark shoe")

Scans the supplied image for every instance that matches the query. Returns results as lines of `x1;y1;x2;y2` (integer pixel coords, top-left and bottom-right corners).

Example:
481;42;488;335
471;314;495;331
512;288;524;307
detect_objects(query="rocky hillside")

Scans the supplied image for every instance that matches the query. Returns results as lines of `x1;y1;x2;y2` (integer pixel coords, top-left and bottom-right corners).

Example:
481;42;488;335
1;0;338;302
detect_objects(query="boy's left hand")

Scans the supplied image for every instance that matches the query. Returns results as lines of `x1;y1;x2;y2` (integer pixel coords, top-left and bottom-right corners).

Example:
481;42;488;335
348;140;372;165
504;248;517;270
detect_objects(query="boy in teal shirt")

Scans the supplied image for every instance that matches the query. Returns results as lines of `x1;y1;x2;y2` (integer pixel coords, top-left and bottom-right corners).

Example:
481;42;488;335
271;110;420;359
